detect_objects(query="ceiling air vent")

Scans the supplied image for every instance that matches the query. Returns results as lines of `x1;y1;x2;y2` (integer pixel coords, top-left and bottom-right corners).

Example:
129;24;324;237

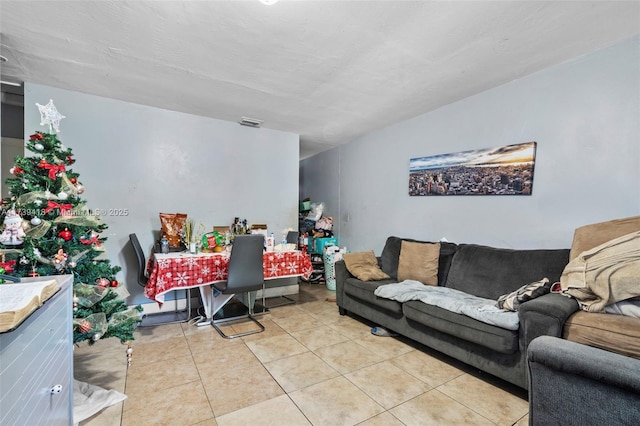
239;116;263;128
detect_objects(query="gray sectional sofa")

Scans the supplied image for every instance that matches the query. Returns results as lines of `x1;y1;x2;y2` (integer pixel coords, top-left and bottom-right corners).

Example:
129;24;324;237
335;236;578;390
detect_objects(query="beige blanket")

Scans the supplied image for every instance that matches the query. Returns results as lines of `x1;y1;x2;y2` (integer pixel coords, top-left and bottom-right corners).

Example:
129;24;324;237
561;231;640;312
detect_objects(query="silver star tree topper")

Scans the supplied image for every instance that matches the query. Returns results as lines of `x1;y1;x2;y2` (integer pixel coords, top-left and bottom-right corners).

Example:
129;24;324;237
36;99;65;133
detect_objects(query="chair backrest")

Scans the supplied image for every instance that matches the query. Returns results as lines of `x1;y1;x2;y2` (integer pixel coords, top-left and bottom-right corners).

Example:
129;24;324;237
286;231;299;244
227;234;264;294
129;233;149;286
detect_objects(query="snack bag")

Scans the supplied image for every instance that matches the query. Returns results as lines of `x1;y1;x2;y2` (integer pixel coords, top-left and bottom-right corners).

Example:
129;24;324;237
159;213;187;248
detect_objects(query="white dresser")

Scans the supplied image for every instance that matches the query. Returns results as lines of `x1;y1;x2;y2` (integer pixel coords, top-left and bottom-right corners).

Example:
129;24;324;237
0;275;73;426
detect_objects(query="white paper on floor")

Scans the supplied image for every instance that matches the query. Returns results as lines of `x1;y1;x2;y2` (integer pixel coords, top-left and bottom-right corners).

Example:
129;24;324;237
73;379;127;425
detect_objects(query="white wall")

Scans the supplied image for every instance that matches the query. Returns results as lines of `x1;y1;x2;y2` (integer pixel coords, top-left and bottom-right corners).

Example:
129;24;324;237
1;137;24;199
24;84;299;305
301;36;640;253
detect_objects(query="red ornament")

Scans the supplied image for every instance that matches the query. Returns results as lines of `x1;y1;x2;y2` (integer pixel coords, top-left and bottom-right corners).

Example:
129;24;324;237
78;320;92;333
95;277;110;287
110;280;119;288
70;177;77;184
66;156;75;165
12;167;24;175
0;260;16;273
58;228;73;241
30;133;43;140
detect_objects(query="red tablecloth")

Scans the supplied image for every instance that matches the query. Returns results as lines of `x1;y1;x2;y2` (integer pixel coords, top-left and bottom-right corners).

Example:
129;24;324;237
145;250;313;304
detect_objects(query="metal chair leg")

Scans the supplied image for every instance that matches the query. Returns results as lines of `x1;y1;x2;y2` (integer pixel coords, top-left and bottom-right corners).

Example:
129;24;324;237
138;287;193;327
212;315;265;339
210;288;265;339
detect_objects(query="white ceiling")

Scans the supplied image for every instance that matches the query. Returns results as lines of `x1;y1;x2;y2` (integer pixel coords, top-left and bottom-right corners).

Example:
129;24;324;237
1;1;639;159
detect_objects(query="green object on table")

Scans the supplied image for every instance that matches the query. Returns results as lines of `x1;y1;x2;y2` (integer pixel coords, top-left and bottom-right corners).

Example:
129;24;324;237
202;231;225;249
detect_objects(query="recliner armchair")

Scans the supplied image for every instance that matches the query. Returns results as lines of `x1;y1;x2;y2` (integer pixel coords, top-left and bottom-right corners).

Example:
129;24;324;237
528;336;640;425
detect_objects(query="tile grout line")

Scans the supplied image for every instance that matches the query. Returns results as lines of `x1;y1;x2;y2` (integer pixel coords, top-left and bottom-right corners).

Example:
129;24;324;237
91;283;528;425
184;324;218;423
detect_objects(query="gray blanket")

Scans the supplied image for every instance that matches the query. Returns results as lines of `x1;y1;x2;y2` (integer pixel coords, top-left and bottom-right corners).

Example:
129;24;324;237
374;280;519;330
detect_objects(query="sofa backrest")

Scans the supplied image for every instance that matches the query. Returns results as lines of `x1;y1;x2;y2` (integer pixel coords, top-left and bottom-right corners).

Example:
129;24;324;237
380;236;457;286
445;244;570;300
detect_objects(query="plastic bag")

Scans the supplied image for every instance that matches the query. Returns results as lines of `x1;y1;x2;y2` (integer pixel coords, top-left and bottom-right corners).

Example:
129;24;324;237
305;202;324;222
159;213;187;248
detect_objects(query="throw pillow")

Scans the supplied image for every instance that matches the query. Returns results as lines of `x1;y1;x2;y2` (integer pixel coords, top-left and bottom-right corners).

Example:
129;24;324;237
343;251;390;281
397;241;440;285
496;278;551;311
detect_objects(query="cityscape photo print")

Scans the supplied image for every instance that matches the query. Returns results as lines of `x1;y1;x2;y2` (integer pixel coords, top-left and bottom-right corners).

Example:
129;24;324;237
409;141;537;196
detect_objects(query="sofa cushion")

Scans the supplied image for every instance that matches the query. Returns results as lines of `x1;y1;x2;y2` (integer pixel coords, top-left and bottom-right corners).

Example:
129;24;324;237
380;236;457;284
563;311;640;360
375;281;519;330
343;250;390;281
403;300;519;354
342;277;402;314
445;244;569;300
397;241;440;285
496;278;551;311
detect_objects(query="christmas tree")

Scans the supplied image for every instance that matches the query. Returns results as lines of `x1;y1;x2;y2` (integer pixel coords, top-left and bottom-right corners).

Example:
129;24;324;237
0;100;141;345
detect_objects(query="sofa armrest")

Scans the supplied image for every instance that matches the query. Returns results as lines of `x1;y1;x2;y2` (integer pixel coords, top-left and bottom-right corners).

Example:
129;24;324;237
518;293;579;351
335;260;352;308
528;336;640;424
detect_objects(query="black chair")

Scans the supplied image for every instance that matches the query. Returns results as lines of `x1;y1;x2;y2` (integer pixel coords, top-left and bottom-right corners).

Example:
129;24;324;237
129;233;193;326
211;234;266;339
286;231;299;245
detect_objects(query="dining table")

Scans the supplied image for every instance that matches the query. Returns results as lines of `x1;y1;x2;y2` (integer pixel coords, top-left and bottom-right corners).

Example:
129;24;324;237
145;249;313;319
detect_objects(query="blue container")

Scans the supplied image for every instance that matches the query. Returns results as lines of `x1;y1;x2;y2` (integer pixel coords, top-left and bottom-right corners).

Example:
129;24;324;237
309;237;338;254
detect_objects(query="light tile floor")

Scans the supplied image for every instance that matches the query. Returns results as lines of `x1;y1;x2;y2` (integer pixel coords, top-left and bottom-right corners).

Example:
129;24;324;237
75;282;529;426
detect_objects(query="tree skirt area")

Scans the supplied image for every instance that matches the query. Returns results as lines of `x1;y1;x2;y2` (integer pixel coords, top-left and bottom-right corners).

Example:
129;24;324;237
73;379;127;425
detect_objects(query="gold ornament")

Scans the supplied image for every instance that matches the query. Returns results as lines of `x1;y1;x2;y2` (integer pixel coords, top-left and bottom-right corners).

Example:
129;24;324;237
126;344;134;366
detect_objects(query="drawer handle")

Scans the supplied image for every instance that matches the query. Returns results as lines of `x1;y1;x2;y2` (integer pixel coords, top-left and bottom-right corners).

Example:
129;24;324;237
50;384;63;394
